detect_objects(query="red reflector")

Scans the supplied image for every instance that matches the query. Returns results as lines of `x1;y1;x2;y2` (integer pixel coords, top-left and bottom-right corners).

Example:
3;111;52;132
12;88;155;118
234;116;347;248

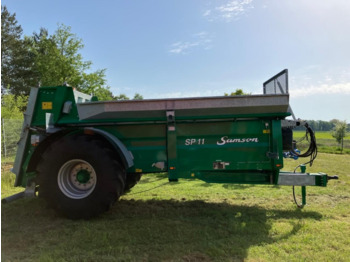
84;129;95;135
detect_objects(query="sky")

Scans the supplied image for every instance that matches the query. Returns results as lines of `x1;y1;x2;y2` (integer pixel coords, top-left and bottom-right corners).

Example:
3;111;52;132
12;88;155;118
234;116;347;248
2;0;350;121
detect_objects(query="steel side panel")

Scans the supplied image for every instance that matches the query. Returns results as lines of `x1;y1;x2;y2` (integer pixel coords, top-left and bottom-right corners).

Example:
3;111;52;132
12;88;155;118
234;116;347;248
86;119;278;178
176;120;273;172
278;173;316;186
97;125;167;173
77;95;289;120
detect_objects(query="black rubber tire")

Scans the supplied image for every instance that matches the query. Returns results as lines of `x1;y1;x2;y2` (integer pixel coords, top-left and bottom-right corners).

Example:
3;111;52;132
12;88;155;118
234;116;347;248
124;173;142;192
36;135;126;219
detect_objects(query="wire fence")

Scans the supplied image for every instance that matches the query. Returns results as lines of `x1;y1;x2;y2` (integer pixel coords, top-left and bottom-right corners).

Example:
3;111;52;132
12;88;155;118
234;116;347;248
1;119;23;161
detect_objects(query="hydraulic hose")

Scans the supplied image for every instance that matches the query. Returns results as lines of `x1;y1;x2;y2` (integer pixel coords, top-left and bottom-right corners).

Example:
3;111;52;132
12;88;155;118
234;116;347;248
292;122;318;167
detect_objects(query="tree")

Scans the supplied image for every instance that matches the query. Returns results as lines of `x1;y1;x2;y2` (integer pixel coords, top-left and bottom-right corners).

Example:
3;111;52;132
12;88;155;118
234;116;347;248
80;69;115;100
112;93;144;101
93;87;114;101
1;9;142;103
133;93;143;100
318;120;333;131
80;69;107;94
1;93;27;119
224;89;250;96
114;94;130;100
19;23;112;100
1;6;37;95
28;25;99;89
1;8;109;96
332;120;348;153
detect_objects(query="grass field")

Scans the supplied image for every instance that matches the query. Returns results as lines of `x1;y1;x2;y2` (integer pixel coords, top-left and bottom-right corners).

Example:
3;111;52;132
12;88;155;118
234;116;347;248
294;131;350;154
2;153;350;262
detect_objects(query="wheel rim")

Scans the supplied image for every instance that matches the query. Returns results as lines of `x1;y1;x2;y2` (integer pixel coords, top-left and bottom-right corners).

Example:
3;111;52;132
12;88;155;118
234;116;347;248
57;159;97;199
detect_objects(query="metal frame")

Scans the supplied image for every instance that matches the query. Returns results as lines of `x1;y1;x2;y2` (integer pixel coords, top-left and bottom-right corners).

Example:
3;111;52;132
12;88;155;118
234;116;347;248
263;69;289;95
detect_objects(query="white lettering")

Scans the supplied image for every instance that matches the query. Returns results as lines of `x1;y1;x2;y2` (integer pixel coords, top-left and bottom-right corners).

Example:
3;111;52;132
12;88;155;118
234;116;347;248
185;138;206;145
217;136;259;145
217;136;228;146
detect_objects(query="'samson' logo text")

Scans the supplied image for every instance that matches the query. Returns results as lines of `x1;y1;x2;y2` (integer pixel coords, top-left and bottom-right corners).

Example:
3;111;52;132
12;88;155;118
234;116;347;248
217;136;259;146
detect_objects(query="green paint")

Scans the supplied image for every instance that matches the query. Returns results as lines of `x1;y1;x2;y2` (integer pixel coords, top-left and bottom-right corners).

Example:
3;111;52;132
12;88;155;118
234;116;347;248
13;85;329;190
76;170;91;184
302;186;306;206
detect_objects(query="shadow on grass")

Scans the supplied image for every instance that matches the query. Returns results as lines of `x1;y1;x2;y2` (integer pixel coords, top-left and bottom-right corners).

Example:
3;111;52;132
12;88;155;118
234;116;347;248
138;173;168;184
2;197;322;261
222;184;257;190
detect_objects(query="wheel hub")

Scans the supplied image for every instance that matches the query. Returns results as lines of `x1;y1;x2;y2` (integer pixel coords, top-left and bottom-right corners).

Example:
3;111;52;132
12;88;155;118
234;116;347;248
76;169;91;184
58;159;97;199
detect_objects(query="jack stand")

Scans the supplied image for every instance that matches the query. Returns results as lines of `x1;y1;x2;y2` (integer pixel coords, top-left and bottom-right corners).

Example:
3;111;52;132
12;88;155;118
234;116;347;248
301;186;306;206
301;165;306;207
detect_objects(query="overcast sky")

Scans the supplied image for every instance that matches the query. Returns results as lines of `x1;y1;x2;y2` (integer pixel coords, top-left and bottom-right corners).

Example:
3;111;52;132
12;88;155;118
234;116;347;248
3;0;350;121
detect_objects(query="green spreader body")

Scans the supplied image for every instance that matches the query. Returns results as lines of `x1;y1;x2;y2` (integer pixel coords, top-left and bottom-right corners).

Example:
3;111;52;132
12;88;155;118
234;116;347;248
13;86;327;188
8;70;335;217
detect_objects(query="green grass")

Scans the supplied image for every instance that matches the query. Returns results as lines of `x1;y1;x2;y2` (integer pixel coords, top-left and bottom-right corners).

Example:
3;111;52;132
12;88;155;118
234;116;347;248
293;131;350;140
294;131;350;154
2;153;350;262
